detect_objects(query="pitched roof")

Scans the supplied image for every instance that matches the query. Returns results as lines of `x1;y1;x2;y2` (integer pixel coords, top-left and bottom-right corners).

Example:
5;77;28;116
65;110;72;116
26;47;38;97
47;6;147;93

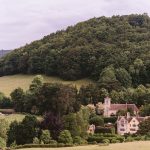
110;104;139;112
117;116;145;123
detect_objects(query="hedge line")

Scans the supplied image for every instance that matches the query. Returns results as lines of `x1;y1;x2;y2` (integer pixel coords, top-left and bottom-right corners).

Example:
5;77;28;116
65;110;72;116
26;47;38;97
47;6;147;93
15;143;74;149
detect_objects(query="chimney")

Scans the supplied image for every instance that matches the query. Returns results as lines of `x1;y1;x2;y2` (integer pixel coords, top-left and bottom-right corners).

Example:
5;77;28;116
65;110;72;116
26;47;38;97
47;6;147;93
127;112;130;119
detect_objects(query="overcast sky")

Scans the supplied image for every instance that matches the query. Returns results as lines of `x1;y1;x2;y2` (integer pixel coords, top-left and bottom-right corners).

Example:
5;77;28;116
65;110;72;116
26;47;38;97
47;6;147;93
0;0;150;49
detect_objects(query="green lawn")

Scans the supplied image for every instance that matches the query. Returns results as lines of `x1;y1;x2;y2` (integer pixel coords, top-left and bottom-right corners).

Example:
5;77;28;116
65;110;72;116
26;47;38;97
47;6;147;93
18;141;150;150
0;74;95;96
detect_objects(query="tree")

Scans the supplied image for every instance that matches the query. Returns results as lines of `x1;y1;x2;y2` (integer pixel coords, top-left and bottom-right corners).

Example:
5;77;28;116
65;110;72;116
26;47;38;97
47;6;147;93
0;119;8;140
139;104;150;117
29;75;43;92
58;130;73;144
41;112;63;140
36;83;80;115
116;68;132;87
89;116;104;126
138;118;150;135
7;115;39;146
98;66;121;91
10;88;24;112
40;130;51;144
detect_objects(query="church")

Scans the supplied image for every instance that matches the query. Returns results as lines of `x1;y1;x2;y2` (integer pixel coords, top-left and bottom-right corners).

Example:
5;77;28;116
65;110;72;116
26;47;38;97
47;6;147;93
103;97;139;117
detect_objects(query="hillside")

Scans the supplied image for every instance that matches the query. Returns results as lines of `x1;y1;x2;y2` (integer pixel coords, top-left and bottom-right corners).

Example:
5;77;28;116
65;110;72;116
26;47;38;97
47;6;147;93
0;74;94;96
0;14;150;89
0;50;11;58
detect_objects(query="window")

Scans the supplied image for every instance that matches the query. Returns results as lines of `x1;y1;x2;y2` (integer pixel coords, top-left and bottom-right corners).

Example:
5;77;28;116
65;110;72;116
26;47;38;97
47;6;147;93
120;129;125;131
132;124;136;127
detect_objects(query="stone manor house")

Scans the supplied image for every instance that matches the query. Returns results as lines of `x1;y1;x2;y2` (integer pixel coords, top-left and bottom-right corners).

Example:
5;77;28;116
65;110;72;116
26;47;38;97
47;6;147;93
87;97;148;135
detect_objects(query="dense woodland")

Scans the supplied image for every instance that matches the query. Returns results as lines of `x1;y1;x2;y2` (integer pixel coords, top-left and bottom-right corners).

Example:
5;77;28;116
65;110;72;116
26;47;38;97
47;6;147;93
0;14;150;89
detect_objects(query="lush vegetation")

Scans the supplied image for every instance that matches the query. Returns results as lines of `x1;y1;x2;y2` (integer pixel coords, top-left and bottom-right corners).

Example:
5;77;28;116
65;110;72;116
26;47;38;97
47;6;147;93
0;14;150;89
0;75;149;149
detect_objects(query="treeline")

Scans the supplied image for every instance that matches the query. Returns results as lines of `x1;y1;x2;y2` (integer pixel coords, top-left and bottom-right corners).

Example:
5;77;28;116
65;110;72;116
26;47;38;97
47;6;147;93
0;75;150;116
0;14;150;88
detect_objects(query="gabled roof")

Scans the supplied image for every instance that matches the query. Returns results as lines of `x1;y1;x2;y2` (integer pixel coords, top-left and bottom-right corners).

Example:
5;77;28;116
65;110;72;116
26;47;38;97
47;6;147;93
110;104;139;112
117;116;145;123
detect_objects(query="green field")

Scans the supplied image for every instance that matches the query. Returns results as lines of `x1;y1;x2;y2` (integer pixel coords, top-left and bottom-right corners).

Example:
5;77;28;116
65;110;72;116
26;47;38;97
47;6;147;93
0;114;42;125
0;74;94;96
17;141;150;150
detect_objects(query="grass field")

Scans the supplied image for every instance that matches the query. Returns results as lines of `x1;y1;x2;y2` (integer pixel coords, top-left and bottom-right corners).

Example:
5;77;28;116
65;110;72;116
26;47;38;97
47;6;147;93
18;141;150;150
0;74;95;96
0;114;42;125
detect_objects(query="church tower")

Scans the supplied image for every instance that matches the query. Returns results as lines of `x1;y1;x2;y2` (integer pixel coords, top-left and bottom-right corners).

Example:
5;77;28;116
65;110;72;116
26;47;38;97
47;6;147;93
104;97;111;117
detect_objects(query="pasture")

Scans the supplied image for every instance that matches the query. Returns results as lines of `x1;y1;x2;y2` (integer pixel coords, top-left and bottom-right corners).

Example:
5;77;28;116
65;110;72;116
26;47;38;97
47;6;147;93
0;74;94;96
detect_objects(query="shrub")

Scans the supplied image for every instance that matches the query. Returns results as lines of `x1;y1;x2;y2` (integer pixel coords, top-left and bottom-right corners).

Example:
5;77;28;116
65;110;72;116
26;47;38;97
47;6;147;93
102;139;110;144
73;136;82;145
95;126;115;134
40;130;51;144
125;136;134;142
104;117;117;124
111;138;119;143
58;130;73;144
33;137;40;144
0;137;6;148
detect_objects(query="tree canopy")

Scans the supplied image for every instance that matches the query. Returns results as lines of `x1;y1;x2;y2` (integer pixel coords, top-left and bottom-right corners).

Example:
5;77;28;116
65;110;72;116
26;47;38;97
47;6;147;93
0;14;150;89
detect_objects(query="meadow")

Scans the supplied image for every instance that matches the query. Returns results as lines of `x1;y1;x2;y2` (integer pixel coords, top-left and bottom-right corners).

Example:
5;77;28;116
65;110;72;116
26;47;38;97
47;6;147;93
18;141;150;150
0;74;94;96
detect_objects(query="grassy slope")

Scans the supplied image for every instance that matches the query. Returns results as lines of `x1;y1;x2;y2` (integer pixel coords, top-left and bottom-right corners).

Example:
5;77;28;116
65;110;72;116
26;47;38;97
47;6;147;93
0;74;95;96
0;114;42;125
17;141;150;150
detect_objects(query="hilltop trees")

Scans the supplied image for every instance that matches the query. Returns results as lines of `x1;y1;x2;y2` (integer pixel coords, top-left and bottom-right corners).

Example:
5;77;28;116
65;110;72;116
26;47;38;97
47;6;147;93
0;14;150;89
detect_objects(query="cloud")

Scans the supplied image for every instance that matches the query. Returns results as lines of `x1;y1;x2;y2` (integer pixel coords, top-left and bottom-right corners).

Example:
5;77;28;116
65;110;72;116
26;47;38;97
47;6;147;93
0;0;150;49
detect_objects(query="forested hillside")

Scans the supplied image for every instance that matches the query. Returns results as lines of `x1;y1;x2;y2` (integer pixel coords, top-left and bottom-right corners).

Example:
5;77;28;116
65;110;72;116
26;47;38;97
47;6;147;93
0;50;11;58
0;14;150;89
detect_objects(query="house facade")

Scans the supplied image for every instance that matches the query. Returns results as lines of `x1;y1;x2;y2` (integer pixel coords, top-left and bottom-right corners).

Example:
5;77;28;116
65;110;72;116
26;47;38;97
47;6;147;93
103;97;139;117
117;114;146;135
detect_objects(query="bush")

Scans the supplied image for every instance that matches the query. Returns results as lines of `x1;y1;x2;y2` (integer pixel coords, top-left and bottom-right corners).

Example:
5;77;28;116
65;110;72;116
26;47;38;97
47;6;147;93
104;117;117;124
111;138;120;143
125;136;134;142
95;126;115;134
0;137;6;148
102;139;110;144
58;130;73;144
40;130;51;144
33;137;40;144
73;136;82;145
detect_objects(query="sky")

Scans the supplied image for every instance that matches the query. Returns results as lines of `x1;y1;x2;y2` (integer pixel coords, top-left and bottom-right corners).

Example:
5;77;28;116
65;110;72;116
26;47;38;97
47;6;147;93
0;0;150;50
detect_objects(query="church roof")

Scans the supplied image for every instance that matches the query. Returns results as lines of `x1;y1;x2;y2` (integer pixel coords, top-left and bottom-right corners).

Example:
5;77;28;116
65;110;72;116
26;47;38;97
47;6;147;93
110;104;139;112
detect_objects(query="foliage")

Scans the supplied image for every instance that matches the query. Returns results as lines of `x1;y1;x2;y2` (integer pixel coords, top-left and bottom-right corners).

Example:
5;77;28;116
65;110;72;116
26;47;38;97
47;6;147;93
89;116;104;126
139;104;150;116
58;130;73;144
0;137;6;148
138;117;150;135
0;14;150;89
0;118;9;140
40;130;51;144
7;115;39;146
